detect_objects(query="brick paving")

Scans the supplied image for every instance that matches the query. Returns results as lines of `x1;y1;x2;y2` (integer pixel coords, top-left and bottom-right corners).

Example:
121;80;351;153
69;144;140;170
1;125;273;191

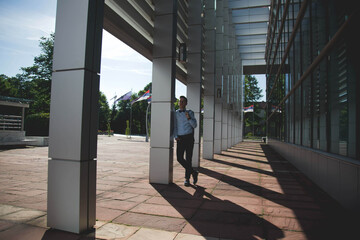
0;135;358;239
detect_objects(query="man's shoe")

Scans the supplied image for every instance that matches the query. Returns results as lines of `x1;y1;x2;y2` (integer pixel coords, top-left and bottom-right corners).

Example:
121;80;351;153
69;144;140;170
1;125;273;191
192;171;198;185
184;179;190;187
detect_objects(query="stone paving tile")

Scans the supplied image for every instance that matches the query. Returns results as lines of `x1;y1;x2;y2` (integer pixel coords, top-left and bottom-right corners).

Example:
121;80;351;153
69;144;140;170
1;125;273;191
127;228;177;240
192;209;262;226
181;221;222;238
174;232;219;240
0;224;47;240
263;206;324;219
0;208;46;223
96;206;124;221
0;192;28;203
267;229;308;240
215;195;261;206
1;138;359;239
199;200;262;215
113;212;186;232
145;196;203;208
263;215;321;232
0;220;16;231
119;186;159;196
262;199;321;210
26;215;47;228
12;196;47;212
96;199;140;211
0;204;24;216
220;224;265;240
130;202;196;219
99;191;139;201
95;222;139;239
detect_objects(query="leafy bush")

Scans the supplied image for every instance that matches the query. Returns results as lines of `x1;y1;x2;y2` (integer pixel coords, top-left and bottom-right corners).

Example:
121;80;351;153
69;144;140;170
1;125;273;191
25;113;49;136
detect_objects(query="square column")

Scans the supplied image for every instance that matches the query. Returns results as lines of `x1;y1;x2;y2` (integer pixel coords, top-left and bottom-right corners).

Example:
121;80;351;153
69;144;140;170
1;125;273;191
214;0;224;154
203;0;216;159
221;1;229;151
187;0;203;167
48;0;104;234
228;27;236;148
149;0;177;184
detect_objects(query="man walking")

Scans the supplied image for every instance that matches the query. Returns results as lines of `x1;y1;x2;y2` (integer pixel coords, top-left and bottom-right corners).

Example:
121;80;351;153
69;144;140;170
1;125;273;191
174;96;199;186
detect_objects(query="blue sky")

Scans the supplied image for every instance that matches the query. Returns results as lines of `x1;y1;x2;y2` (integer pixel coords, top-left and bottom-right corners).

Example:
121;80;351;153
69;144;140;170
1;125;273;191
0;0;266;104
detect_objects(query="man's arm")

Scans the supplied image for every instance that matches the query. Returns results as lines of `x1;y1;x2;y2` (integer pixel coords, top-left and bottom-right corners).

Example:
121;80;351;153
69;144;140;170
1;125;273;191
187;110;197;128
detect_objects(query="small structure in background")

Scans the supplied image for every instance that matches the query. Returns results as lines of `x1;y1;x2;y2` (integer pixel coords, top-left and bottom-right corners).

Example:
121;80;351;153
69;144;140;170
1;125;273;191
0;96;34;146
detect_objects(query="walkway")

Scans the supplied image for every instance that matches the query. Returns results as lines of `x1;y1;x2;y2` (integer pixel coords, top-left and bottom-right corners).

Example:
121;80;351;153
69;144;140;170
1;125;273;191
0;135;357;239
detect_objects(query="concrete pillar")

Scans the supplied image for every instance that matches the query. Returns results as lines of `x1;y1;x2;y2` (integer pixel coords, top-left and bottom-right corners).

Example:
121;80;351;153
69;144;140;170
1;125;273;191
228;24;236;148
149;0;177;184
221;1;229;151
47;0;103;233
187;0;203;168
203;0;216;159
214;0;223;154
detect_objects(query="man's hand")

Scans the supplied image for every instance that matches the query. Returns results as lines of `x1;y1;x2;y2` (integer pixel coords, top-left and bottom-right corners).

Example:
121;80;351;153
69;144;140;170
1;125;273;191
185;112;190;120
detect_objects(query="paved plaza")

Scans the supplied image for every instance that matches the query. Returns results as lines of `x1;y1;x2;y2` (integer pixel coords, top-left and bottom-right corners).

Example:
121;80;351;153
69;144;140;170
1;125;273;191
0;135;358;239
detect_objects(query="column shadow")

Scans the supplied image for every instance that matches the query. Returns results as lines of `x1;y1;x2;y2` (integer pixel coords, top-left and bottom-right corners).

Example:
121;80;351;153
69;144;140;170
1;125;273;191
152;183;284;240
259;144;360;240
199;143;359;240
40;228;95;240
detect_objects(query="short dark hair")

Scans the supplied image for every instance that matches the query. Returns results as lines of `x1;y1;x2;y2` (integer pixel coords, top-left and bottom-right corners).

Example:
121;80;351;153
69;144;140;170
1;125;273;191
179;96;187;104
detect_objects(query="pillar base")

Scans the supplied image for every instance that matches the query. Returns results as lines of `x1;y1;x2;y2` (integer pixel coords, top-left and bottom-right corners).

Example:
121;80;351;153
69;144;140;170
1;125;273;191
47;159;96;233
149;148;173;184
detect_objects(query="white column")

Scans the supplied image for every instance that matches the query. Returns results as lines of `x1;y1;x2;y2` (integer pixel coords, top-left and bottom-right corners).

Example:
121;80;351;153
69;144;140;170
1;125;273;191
47;0;103;233
187;0;203;168
214;0;223;154
203;0;216;159
149;0;177;184
221;1;229;151
228;24;235;148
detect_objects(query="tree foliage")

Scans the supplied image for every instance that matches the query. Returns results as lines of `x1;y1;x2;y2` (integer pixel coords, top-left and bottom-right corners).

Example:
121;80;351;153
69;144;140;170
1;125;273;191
0;33;111;134
244;75;263;105
98;92;111;131
243;75;265;137
19;33;54;114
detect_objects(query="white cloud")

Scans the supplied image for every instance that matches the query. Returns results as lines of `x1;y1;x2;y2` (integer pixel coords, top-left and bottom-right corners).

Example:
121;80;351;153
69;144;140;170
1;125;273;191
101;64;152;76
101;30;149;63
0;8;55;42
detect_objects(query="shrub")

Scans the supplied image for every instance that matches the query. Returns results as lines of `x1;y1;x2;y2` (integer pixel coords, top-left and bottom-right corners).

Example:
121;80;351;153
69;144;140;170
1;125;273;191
25;113;49;136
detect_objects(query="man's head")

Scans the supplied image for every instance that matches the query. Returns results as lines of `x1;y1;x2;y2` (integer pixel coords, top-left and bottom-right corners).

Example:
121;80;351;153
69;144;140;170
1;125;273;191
179;96;187;109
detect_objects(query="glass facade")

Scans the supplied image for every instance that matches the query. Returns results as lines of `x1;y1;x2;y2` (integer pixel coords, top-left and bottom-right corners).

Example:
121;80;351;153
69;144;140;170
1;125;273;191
266;0;360;160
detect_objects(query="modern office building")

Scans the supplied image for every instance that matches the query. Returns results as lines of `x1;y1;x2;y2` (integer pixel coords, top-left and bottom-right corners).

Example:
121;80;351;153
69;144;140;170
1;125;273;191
47;0;359;233
265;0;360;216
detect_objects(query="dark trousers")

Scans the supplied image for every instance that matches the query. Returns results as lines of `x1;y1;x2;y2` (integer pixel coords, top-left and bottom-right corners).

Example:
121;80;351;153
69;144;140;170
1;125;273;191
176;133;195;180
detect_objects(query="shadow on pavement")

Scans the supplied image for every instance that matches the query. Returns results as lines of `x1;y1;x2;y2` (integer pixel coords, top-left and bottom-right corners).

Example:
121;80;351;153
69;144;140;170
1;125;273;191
152;183;284;239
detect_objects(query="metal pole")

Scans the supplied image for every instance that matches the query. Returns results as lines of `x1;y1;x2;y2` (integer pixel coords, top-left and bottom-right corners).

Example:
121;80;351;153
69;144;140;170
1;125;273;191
129;104;132;139
253;102;254;137
145;102;150;142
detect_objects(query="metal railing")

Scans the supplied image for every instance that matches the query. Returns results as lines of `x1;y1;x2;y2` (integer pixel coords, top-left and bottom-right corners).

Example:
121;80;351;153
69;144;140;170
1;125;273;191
0;114;22;131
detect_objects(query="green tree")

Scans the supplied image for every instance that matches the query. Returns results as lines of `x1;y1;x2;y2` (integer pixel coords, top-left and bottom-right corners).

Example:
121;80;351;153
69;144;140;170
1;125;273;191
16;33;54;114
1;33;111;135
244;75;264;138
98;91;111;131
0;74;22;97
244;75;263;104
